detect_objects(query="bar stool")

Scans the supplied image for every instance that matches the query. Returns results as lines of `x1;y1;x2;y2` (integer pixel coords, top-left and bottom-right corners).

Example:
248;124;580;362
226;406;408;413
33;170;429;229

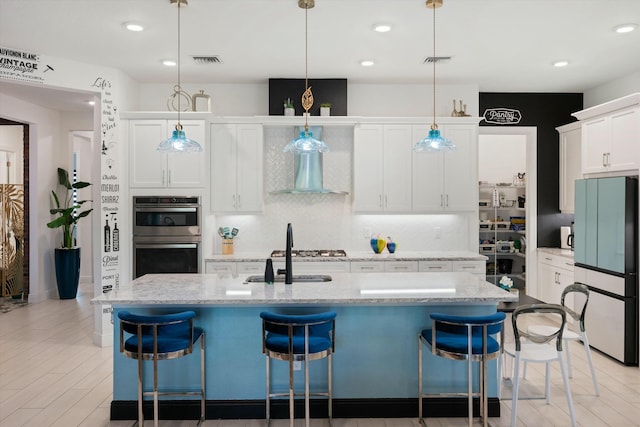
418;311;506;427
118;310;205;427
260;311;337;427
527;283;599;396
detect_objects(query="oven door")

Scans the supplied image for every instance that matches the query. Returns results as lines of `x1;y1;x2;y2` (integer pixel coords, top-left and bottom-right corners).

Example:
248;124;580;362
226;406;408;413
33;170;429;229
133;236;201;279
133;205;200;237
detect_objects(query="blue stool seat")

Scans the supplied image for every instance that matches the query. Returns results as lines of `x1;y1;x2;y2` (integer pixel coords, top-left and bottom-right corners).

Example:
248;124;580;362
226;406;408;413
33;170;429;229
418;312;505;427
118;310;206;427
260;311;336;427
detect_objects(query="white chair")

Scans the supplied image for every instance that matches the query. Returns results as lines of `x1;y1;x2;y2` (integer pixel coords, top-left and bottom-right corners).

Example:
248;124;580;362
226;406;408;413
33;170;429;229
504;304;576;427
527;283;599;396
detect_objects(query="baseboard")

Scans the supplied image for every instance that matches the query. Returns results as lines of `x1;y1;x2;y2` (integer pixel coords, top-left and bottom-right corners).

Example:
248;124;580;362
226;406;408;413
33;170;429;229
111;397;501;420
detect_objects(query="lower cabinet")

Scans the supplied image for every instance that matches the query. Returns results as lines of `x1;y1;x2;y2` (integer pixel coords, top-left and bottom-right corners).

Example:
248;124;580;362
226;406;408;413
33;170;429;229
419;260;486;279
537;252;575;322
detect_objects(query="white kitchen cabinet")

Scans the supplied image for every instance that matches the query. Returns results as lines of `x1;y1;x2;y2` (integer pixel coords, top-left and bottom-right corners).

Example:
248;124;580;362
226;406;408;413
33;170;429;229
557;122;581;213
412;124;478;212
350;261;385;273
129;119;206;188
384;261;419;272
353;124;413;212
537;252;574;322
418;260;485;279
205;261;236;275
573;94;640;175
211;123;263;213
418;260;453;272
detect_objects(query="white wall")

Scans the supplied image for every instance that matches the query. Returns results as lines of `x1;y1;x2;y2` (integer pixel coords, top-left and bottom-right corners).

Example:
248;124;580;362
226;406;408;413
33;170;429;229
584;71;640;108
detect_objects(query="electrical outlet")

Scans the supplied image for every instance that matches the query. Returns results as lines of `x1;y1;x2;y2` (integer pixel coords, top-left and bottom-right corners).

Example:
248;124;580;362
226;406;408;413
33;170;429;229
434;227;441;239
363;227;372;239
293;361;302;371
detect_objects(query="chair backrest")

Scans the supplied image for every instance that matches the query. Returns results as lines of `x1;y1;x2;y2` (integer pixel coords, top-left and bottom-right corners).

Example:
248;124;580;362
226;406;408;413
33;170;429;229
430;312;506;356
260;311;336;337
118;310;196;354
562;282;590;332
512;304;566;351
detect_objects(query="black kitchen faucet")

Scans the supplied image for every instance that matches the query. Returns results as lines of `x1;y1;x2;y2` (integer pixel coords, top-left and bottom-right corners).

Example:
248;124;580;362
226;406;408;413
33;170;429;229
277;223;294;284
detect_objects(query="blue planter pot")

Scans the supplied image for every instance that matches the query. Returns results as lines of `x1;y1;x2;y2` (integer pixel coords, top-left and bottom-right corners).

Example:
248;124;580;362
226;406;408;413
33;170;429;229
54;247;81;300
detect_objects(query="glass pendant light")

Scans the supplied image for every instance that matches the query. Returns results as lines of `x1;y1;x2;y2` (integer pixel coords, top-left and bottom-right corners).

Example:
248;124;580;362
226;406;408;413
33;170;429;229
158;0;203;153
283;0;329;154
414;0;455;152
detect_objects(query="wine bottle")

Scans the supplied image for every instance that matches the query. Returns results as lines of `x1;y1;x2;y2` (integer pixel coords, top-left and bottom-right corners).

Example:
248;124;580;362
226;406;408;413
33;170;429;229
112;218;119;252
104;215;111;252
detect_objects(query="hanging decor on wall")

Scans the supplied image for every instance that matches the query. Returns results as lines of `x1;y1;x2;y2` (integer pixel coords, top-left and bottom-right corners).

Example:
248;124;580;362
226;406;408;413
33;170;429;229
283;0;329;154
158;0;203;152
414;0;455;152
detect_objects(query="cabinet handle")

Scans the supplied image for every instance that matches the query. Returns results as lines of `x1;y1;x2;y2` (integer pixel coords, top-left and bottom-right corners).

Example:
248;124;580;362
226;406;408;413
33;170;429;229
606;152;611;166
445;194;449;207
384;195;388;208
602;153;606;167
232;194;236;209
427;266;443;270
168;170;171;185
237;194;241;208
359;266;375;271
460;266;475;270
544;257;552;261
393;266;409;270
440;194;444;207
379;195;383;208
162;170;166;186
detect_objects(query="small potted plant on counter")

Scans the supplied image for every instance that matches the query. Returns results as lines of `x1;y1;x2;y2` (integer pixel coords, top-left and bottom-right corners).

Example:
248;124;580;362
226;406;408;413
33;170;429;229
284;98;295;116
47;167;93;299
320;102;332;116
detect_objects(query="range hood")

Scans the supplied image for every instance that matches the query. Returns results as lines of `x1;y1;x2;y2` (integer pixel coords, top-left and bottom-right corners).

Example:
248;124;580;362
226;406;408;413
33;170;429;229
271;127;348;195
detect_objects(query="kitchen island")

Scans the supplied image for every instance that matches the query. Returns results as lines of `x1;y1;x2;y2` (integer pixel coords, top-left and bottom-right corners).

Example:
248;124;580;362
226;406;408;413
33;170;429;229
92;272;516;420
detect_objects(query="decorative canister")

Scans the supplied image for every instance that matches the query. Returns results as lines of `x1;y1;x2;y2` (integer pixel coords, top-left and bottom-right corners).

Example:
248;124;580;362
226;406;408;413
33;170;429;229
222;238;234;255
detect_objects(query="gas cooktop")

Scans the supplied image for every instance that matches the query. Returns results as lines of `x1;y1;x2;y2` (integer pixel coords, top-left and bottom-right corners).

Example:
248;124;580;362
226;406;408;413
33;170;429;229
270;249;347;258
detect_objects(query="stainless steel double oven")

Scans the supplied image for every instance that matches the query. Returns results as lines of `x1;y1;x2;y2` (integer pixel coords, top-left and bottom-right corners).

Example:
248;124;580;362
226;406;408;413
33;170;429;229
132;196;201;279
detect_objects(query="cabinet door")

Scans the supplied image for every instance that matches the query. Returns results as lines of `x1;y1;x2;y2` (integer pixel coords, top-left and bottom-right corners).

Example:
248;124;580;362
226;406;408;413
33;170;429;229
382;126;413;212
609;108;640;172
354;125;385;212
559;127;581;213
412;125;444;211
596;177;626;273
129;120;167;188
581;117;609;174
211;124;238;212
442;124;477;211
235;124;263;213
167;120;206;187
537;260;555;303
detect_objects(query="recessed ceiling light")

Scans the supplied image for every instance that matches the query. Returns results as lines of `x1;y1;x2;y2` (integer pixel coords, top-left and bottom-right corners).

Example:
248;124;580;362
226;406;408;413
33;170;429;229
360;60;375;67
124;22;144;32
162;59;177;67
373;23;392;33
87;100;96;106
553;60;569;68
614;23;638;34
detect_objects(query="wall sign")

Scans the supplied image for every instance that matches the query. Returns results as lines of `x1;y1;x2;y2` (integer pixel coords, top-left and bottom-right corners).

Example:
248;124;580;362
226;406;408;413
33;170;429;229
482;108;522;125
0;47;52;84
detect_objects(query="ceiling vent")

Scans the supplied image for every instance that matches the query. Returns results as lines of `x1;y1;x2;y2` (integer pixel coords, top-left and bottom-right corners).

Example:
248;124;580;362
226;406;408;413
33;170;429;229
424;56;452;64
192;55;223;64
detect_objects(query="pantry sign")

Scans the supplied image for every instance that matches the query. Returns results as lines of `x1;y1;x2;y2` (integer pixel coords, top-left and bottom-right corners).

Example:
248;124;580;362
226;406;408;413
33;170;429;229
482;108;522;125
0;47;53;84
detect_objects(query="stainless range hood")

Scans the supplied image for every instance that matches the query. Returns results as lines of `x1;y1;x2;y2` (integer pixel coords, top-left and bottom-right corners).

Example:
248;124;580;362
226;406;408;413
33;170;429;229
271;127;348;195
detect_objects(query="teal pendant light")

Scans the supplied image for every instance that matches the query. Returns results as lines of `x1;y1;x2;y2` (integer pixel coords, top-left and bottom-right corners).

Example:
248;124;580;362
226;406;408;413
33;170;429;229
414;0;455;152
158;0;203;153
283;0;329;154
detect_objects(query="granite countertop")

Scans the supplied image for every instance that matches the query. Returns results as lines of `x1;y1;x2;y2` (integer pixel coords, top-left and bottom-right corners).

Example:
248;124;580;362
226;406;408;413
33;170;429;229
205;251;487;262
537;247;575;260
91;272;516;306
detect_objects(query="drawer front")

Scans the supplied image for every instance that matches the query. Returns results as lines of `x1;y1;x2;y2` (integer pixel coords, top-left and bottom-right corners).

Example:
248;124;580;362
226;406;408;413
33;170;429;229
384;261;419;272
350;262;384;273
205;261;237;275
418;260;453;272
452;261;485;274
574;266;626;297
538;252;574;271
271;261;350;274
236;262;265;274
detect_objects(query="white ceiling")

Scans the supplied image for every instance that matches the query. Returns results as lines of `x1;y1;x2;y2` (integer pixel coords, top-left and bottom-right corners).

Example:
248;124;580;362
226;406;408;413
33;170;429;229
1;0;639;111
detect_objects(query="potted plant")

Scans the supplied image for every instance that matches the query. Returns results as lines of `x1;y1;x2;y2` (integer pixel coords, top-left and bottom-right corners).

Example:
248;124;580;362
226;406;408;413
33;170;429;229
320;102;332;116
46;167;92;299
283;98;295;116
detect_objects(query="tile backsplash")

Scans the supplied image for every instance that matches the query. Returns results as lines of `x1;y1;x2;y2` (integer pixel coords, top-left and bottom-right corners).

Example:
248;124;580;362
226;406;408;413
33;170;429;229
205;125;475;255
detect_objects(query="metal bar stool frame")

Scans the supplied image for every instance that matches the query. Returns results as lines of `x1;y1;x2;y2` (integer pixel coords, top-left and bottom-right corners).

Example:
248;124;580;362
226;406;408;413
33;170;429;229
118;310;206;427
260;311;336;427
418;312;506;427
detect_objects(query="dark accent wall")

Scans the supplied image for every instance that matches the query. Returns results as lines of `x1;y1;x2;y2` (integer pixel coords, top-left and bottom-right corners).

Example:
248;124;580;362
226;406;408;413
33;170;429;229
479;93;583;248
268;78;347;116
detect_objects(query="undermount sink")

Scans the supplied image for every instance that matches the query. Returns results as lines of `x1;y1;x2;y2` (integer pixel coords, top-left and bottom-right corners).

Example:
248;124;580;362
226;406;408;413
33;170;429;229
244;274;332;283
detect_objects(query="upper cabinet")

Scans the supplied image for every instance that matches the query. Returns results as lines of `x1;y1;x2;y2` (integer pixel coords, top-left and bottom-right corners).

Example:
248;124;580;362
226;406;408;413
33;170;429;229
129;119;206;188
353;124;413;212
211;123;263;213
412;124;478;212
573;93;640;176
556;122;581;213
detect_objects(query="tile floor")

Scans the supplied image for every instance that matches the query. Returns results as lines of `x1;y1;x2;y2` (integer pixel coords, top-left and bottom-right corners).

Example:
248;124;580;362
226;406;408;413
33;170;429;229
1;283;639;426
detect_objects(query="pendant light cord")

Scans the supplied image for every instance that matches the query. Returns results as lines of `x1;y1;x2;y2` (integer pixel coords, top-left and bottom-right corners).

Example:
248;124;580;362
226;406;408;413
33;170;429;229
304;5;309;131
177;1;182;129
432;3;436;131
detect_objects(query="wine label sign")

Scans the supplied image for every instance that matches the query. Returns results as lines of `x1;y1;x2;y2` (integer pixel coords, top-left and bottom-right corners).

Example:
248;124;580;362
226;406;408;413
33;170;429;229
483;108;522;125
